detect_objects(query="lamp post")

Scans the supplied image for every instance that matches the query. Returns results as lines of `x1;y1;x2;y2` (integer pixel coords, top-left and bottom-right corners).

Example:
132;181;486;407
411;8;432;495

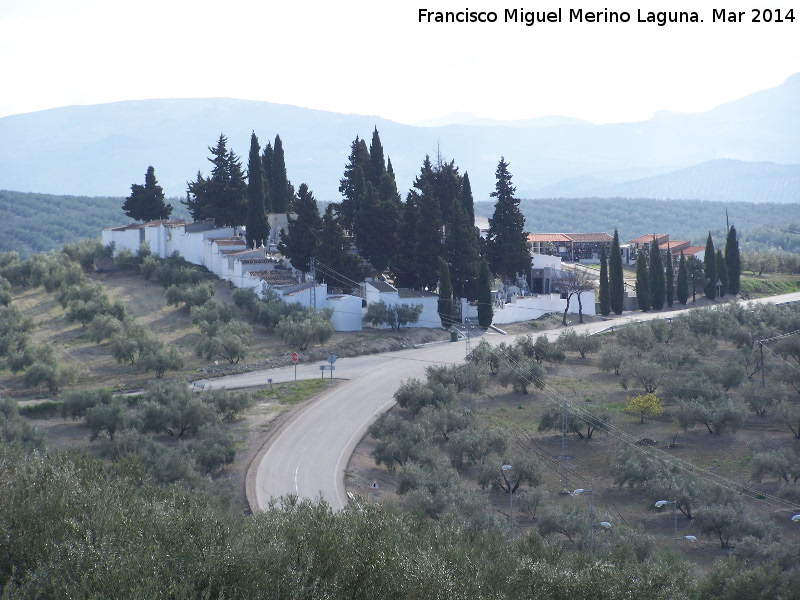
655;500;696;558
573;488;595;556
502;464;513;540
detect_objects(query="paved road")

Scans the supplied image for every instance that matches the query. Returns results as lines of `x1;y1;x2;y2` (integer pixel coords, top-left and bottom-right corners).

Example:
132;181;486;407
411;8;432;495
195;291;800;511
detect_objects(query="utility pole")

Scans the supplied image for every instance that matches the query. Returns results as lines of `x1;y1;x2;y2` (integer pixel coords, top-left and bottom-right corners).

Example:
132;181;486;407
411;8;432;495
309;257;316;310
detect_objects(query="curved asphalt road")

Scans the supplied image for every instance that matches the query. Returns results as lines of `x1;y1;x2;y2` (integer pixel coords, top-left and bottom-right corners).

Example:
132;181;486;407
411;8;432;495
195;291;800;511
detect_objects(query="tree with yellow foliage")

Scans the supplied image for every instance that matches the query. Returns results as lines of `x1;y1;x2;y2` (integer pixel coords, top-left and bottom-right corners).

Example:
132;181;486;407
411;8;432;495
624;392;663;424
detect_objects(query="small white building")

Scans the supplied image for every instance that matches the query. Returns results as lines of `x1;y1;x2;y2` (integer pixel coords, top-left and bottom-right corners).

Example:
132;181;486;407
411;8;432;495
363;280;442;329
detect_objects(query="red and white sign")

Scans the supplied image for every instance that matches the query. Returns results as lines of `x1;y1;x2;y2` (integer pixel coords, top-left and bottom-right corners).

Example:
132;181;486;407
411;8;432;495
292;352;298;363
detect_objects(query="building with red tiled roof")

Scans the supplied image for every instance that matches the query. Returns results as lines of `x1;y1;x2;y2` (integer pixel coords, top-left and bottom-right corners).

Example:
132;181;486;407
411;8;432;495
528;232;613;261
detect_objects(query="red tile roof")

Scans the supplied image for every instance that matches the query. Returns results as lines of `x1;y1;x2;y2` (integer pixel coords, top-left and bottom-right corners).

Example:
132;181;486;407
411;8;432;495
629;234;669;244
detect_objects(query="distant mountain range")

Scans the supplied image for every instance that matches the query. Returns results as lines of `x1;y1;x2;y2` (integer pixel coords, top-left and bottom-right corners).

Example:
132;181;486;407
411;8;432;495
1;73;798;203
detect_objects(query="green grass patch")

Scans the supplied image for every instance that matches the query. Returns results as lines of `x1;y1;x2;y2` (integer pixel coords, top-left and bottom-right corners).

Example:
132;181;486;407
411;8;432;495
740;275;800;298
257;379;328;406
18;400;63;419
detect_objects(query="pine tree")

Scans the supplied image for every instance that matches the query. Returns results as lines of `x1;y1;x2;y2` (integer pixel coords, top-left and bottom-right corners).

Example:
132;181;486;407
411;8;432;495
270;135;294;213
432;158;461;227
446;195;480;301
245;132;268;248
635;252;651;311
649;236;665;310
260;141;274;213
598;246;610;316
703;232;717;300
665;249;675;307
338;136;370;234
477;259;493;327
609;228;624;314
277;183;321;273
183;134;246;226
461;171;475;226
487;158;529;283
676;250;689;305
725;225;741;296
716;249;729;297
123;166;172;222
314;205;367;288
437;257;456;326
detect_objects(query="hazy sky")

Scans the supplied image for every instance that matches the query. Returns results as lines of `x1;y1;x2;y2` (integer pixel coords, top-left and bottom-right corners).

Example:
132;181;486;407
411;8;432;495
1;0;798;124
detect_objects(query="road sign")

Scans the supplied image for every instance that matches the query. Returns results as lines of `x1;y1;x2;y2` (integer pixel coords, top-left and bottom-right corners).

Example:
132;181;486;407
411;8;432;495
292;352;298;363
327;353;337;365
370;481;379;489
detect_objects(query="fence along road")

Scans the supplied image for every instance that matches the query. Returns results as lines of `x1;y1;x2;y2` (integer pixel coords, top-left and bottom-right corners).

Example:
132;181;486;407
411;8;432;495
192;291;800;511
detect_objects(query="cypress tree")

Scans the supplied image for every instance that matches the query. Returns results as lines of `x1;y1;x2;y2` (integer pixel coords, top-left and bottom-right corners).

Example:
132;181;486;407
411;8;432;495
367;127;386;187
635;252;651;311
676;251;689;305
725;225;741;296
487;157;529;283
355;177;400;273
609;228;624;314
277;183;321;273
477;259;493;328
414;183;443;290
270;135;293;213
387;156;395;181
665;249;675;307
649;236;665;310
598;246;610;316
437;257;456;326
123;166;172;222
703;232;717;300
260;141;274;213
446;195;480;301
716;249;729;297
392;192;420;289
461;172;475;226
245;132;268;248
314;205;367;288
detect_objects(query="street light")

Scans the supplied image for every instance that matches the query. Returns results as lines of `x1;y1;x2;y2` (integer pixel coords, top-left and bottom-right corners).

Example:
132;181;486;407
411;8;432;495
792;514;800;522
655;500;695;558
502;465;513;540
574;488;598;556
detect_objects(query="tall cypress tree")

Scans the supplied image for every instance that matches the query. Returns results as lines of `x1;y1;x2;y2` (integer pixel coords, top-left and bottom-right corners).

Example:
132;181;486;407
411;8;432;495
446;195;480;301
598;246;610;316
392;192;420;289
609;229;624;314
487;157;529;283
245;132;268;248
665;249;675;307
368;127;386;187
355;177;400;273
414;183;443;290
270;135;293;213
716;249;729;297
703;232;717;300
314;205;367;288
387;156;395;181
461;171;475;226
123;166;172;222
676;250;689;305
437;257;456;326
277;183;321;273
635;253;651;311
649;237;665;310
477;259;493;328
260;141;274;213
725;225;741;296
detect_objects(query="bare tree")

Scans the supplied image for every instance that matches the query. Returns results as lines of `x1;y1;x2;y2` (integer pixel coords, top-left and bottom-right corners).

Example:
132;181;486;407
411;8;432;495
554;266;596;325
